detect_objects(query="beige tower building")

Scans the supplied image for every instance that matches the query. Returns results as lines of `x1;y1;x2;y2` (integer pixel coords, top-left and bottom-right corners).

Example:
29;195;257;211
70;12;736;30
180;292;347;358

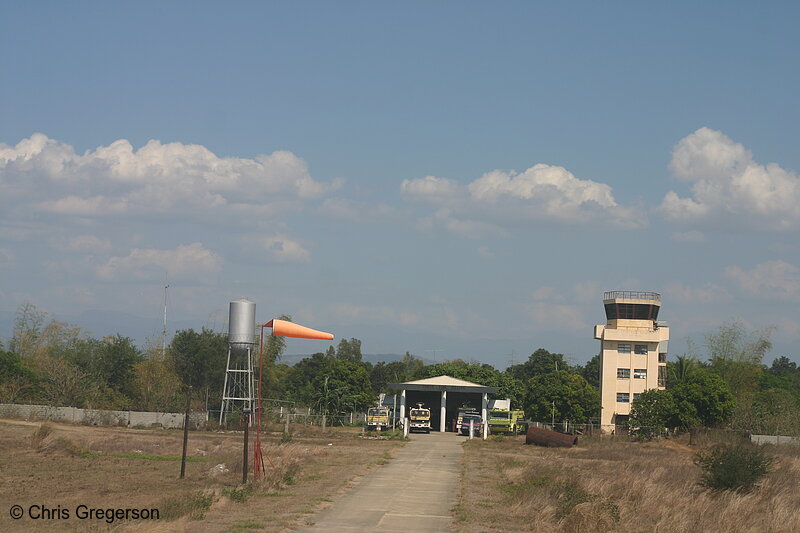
594;291;669;432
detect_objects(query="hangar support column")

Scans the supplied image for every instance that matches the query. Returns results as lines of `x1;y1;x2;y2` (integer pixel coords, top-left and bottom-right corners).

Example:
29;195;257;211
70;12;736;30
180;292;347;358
399;389;406;423
440;390;447;432
482;393;488;439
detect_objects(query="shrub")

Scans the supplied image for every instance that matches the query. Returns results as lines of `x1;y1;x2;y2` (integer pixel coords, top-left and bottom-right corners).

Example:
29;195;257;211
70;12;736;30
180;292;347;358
694;444;775;492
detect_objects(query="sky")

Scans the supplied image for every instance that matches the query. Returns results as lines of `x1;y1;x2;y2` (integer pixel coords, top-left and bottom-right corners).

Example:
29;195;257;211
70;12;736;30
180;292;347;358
1;1;799;367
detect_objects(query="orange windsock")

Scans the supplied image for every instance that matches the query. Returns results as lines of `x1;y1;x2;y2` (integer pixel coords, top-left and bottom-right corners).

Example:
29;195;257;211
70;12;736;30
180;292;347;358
266;319;334;340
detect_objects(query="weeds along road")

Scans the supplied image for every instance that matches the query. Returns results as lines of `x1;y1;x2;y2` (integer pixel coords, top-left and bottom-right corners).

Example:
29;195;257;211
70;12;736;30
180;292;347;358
295;431;463;532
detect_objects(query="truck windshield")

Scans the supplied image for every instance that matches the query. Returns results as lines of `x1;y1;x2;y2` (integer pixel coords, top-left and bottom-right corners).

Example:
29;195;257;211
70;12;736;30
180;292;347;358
490;412;509;419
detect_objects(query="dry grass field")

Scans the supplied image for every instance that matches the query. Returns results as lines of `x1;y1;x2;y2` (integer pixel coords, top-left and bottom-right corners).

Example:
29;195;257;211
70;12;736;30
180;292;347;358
0;419;404;532
453;434;800;533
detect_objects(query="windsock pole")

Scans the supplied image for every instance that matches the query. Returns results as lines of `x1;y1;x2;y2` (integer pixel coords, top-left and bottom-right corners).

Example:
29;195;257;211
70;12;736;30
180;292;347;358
253;319;333;479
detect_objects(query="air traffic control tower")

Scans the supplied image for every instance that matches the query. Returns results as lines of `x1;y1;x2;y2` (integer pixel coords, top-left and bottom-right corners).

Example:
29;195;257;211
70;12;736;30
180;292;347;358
594;291;669;432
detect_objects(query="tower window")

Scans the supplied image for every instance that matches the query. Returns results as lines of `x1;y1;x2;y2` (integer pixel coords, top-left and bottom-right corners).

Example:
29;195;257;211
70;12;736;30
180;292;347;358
617;368;630;379
633;369;647;379
617;343;631;354
634;344;648;354
616;393;630;403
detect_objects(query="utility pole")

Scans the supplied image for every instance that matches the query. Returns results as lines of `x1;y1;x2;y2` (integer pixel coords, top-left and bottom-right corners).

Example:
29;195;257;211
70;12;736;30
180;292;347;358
163;283;170;356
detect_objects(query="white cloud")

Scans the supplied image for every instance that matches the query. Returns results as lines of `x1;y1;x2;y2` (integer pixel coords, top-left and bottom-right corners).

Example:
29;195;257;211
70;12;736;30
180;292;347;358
660;127;800;229
318;197;401;223
0;133;341;220
0;247;15;267
96;243;222;281
724;260;800;301
477;246;494;258
670;230;707;243
662;282;730;304
531;301;587;331
402;163;644;234
55;234;113;253
400;175;462;203
254;235;311;263
331;303;420;327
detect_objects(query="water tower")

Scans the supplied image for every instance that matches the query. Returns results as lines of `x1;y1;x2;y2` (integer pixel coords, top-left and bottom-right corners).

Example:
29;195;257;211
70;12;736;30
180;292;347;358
220;299;257;425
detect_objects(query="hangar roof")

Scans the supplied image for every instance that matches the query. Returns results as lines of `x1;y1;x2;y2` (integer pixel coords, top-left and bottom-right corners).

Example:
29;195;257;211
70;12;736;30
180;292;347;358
388;375;499;393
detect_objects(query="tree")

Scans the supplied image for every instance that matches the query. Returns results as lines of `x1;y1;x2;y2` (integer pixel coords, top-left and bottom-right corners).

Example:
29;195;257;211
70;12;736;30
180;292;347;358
628;389;678;439
576;353;600;388
667;354;700;387
310;359;374;415
706;320;772;400
523;370;599;423
507;348;571;382
671;371;735;429
133;351;184;412
95;335;144;399
335;338;362;362
170;328;228;397
0;350;39;402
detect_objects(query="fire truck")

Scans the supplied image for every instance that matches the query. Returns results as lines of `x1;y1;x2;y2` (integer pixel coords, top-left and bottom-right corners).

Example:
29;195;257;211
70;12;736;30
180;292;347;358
408;403;431;433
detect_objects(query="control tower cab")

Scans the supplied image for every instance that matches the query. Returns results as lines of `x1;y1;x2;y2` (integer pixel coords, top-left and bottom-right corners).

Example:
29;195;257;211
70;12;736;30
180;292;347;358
594;291;669;433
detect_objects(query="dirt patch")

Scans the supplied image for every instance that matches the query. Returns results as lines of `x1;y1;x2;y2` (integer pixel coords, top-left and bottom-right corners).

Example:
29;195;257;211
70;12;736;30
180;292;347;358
0;419;403;532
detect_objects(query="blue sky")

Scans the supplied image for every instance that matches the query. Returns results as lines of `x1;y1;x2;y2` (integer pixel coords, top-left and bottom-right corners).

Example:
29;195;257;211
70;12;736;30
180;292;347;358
2;2;799;366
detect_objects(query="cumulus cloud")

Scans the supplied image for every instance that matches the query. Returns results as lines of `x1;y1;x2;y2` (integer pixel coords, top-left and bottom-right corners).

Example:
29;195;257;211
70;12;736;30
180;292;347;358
318;197;401;223
96;242;222;281
670;230;707;243
54;234;113;253
660;127;800;229
0;247;15;267
531;301;587;331
401;163;643;234
662;282;730;304
253;235;311;263
0;133;341;219
724;260;800;301
332;303;421;327
400;175;462;203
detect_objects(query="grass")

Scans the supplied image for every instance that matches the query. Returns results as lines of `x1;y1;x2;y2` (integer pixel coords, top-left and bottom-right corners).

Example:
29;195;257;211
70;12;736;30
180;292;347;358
454;434;800;532
0;419;405;532
159;490;215;520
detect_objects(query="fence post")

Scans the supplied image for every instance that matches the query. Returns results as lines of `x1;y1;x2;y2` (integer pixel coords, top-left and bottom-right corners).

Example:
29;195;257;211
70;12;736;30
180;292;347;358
284;413;290;434
322;414;327;432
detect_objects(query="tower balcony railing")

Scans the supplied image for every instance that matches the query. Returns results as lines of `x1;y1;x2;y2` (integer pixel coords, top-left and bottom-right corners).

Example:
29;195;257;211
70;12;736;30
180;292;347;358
604;291;661;301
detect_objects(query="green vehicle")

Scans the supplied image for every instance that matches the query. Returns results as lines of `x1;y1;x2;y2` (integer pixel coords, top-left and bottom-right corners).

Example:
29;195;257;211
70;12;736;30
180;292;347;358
488;409;526;435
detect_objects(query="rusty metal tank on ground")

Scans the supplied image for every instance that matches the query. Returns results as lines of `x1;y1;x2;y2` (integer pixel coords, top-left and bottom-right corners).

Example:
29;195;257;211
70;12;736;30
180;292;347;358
525;427;578;447
228;299;256;349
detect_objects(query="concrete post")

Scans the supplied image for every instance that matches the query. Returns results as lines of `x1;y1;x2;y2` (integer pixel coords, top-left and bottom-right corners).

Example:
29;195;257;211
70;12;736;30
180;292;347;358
399;389;406;422
440;390;447;432
481;393;488;440
403;417;409;438
469;419;474;440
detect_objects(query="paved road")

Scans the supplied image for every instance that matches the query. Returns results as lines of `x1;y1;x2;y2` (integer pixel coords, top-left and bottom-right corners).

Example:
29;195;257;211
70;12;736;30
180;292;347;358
294;431;464;532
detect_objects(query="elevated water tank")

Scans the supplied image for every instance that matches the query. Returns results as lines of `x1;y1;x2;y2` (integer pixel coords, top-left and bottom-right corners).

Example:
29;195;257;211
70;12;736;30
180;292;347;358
228;299;256;348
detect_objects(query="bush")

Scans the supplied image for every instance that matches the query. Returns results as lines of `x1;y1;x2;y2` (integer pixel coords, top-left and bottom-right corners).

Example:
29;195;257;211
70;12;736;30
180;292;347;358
694;444;775;492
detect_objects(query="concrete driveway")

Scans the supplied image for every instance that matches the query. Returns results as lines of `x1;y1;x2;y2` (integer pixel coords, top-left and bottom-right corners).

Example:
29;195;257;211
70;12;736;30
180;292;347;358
294;431;464;532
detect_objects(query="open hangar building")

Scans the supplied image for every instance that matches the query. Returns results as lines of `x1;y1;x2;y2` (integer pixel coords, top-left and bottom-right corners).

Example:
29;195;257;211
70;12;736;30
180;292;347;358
388;376;499;434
